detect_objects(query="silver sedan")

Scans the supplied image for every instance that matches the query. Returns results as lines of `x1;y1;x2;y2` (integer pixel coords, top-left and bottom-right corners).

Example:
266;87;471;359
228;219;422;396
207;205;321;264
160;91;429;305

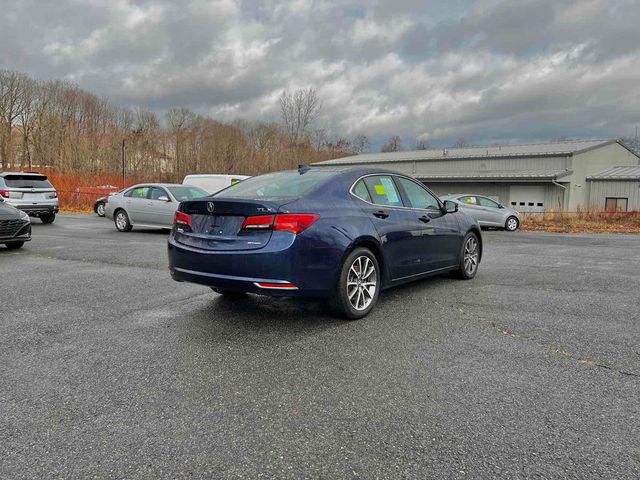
440;194;521;231
104;183;208;232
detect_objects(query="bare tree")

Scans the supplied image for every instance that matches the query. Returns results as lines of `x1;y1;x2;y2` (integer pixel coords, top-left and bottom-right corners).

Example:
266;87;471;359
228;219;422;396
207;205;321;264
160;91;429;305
0;70;29;168
415;138;430;150
352;134;370;153
279;88;321;143
381;135;403;152
452;137;470;148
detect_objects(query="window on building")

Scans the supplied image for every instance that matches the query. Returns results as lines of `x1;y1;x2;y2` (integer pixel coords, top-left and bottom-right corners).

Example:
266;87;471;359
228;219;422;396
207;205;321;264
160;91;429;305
605;197;628;212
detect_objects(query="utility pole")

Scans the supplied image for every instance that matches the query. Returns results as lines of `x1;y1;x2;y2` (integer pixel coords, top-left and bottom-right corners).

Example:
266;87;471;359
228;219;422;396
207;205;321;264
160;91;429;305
121;138;126;184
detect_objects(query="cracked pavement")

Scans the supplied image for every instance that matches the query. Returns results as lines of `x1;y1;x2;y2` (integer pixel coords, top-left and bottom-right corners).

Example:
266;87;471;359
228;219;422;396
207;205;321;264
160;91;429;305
1;215;639;479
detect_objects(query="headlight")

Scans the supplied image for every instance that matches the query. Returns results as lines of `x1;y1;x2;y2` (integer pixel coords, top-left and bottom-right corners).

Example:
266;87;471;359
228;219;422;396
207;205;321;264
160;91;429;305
20;211;30;222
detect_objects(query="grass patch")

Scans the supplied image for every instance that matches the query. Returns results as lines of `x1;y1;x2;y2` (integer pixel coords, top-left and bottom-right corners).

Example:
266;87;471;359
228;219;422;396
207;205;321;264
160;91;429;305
521;211;640;234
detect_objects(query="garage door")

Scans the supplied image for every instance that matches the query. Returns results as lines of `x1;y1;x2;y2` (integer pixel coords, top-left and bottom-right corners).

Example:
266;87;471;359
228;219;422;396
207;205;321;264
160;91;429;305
509;185;545;212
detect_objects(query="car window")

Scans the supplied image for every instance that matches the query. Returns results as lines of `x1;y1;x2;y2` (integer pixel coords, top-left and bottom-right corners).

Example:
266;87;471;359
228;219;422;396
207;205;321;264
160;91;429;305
3;174;53;189
352;179;372;203
129;186;150;198
215;170;336;199
478;196;500;208
166;186;208;201
459;196;477;205
396;177;441;210
363;176;403;207
149;187;168;201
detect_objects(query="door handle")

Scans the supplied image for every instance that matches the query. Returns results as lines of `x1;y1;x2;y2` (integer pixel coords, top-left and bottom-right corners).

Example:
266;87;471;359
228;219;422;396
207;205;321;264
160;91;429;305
418;215;431;223
373;210;389;219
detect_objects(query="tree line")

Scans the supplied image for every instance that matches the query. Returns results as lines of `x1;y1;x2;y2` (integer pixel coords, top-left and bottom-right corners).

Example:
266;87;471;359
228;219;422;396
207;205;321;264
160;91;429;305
0;70;367;180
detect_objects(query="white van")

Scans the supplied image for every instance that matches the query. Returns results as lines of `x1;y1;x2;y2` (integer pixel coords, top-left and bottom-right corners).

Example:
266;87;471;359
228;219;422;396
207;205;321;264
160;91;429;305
182;174;249;194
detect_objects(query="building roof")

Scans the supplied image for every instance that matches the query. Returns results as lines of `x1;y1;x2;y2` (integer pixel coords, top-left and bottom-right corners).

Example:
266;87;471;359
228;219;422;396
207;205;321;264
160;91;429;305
419;170;573;182
314;139;618;166
587;166;640;181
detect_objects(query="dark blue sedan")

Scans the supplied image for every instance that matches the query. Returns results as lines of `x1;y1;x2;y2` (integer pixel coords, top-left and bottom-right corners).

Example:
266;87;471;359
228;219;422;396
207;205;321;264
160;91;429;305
168;167;482;319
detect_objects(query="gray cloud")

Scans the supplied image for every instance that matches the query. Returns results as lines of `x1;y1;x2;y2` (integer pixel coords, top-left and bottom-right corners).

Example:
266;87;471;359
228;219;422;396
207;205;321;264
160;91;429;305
1;0;639;147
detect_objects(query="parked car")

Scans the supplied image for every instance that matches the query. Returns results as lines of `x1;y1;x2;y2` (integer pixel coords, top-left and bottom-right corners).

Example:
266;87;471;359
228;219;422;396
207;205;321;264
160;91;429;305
183;174;249;194
0;196;31;249
104;183;208;231
0;172;59;223
94;188;124;217
168;167;482;319
440;194;521;231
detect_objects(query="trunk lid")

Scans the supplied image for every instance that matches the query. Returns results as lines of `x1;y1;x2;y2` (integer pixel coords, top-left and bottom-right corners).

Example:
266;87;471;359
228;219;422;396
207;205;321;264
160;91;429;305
175;198;292;251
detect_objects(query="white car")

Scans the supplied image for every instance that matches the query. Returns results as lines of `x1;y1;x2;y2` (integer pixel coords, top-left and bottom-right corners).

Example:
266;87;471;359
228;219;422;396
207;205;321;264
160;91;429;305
104;183;208;232
182;174;249;194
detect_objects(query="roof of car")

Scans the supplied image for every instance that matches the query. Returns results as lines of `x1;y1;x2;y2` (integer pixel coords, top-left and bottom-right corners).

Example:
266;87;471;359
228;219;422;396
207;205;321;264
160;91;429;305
0;171;48;177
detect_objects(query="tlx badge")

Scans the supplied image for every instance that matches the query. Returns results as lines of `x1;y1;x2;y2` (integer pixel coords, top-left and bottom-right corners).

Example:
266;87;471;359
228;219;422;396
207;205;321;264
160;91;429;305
207;202;215;213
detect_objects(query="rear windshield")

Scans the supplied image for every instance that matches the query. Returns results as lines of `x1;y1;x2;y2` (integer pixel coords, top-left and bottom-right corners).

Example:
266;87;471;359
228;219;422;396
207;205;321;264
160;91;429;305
215;170;336;199
3;175;53;189
167;186;208;202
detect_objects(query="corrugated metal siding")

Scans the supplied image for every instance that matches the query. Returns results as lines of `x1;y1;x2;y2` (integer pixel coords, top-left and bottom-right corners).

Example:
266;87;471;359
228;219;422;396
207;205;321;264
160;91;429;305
588;181;640;210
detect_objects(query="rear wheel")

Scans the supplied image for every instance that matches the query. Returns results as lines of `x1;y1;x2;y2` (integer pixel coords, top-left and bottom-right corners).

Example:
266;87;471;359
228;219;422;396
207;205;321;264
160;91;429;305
5;241;24;250
95;202;105;217
332;247;380;320
505;216;519;232
40;212;55;224
453;232;480;279
114;210;132;232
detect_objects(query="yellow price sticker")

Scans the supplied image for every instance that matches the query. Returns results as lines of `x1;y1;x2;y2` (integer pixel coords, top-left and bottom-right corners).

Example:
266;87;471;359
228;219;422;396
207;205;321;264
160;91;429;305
374;185;386;195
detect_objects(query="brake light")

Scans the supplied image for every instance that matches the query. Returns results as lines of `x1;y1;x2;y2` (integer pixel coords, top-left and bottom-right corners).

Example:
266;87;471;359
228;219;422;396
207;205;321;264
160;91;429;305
241;214;320;235
174;210;192;228
241;215;275;230
274;214;320;234
0;189;9;198
254;282;298;290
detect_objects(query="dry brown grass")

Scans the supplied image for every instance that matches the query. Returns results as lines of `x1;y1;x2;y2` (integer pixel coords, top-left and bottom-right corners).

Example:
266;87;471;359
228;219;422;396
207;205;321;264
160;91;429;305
521;211;640;234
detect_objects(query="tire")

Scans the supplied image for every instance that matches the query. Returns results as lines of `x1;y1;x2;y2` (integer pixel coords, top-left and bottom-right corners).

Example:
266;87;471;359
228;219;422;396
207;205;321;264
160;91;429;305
5;241;24;250
505;216;519;232
332;247;380;320
40;212;56;224
95;202;105;217
453;232;480;280
114;209;132;232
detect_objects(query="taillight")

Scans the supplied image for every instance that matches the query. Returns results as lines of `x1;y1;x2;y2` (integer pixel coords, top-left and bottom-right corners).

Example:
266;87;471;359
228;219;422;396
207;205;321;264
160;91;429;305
241;215;275;230
174;211;192;229
241;214;319;235
0;189;9;198
274;214;320;234
254;282;298;290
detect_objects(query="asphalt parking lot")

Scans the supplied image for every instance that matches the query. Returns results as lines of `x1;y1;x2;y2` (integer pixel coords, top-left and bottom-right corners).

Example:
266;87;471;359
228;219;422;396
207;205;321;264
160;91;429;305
1;214;639;479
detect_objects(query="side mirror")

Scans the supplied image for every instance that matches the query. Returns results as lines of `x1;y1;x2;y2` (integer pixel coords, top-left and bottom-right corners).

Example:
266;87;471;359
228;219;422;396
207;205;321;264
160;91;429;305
443;200;458;213
158;195;170;202
498;204;505;209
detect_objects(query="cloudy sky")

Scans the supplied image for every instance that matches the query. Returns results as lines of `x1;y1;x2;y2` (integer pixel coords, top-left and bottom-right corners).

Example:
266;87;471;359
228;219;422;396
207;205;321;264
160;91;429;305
1;0;639;148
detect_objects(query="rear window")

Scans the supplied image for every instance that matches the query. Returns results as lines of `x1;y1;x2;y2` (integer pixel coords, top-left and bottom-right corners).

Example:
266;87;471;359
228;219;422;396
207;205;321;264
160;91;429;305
167;186;208;201
215;170;336;199
3;175;53;189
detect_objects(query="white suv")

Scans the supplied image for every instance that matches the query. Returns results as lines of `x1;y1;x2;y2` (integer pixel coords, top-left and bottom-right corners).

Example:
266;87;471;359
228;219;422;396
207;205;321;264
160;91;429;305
0;172;59;223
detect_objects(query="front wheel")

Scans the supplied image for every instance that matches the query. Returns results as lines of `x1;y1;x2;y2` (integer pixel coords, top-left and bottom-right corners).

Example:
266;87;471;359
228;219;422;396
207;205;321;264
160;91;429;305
95;202;105;217
114;210;132;232
332;247;380;320
5;241;24;250
453;232;480;279
505;216;519;232
40;212;55;224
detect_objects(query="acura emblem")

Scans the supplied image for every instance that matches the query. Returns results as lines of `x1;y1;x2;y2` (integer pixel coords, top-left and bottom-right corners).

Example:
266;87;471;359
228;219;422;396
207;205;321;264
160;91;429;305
207;202;215;213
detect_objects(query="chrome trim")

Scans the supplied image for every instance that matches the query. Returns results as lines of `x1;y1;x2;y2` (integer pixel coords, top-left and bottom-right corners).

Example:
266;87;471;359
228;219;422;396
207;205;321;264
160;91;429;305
392;265;457;282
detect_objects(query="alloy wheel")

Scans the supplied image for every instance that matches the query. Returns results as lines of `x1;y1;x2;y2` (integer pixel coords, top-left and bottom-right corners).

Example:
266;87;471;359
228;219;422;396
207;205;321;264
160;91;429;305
97;203;105;216
116;212;128;230
506;217;518;231
463;236;479;276
347;255;377;311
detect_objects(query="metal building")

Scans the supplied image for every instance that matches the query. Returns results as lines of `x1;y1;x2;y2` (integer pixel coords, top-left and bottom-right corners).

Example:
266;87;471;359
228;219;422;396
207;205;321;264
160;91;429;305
586;166;640;211
314;139;640;212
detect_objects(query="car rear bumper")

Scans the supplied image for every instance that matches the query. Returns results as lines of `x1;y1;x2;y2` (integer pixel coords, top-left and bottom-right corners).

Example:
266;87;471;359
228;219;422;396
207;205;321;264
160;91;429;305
167;232;342;297
9;202;59;216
